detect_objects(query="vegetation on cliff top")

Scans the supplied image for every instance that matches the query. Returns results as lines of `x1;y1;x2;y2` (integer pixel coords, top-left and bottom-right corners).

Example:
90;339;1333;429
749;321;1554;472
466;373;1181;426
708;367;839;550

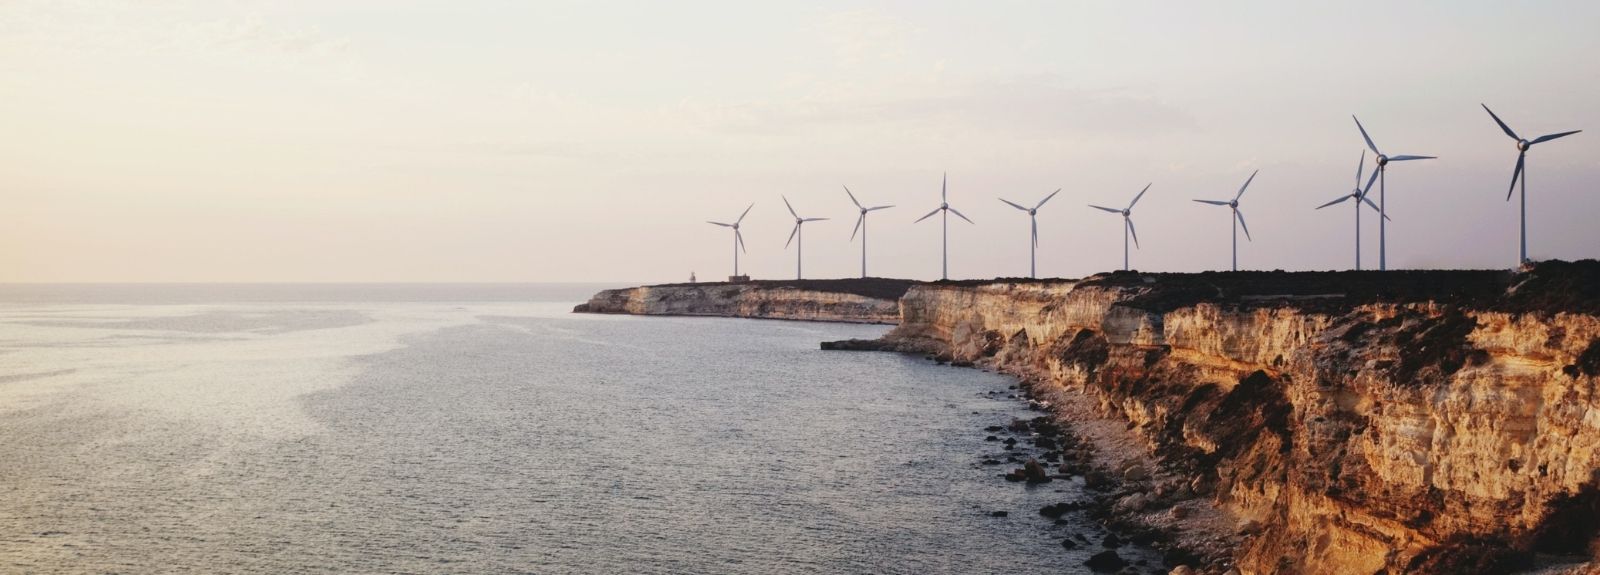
648;277;918;300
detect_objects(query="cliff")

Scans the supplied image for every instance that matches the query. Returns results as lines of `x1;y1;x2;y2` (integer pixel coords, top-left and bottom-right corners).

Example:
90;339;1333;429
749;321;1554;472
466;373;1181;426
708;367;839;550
828;261;1600;574
572;278;915;324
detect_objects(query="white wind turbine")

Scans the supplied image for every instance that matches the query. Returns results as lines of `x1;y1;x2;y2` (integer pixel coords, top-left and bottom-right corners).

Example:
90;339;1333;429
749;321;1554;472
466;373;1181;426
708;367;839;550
844;186;893;278
1088;184;1149;272
999;189;1060;278
1193;171;1259;272
913;173;974;280
1315;151;1388;270
705;203;753;278
783;195;828;280
1480;104;1582;266
1353;115;1436;271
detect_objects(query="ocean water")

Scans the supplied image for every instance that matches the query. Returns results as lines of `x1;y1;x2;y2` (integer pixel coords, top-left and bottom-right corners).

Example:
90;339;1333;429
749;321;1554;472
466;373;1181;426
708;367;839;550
0;285;1137;574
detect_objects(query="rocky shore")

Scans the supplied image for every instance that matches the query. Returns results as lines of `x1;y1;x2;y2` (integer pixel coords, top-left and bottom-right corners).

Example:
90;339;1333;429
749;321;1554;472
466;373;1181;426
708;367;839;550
823;261;1600;574
572;278;915;324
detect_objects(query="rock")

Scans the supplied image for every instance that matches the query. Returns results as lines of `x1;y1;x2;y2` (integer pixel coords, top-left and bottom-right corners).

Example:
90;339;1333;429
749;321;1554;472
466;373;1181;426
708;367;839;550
1060;538;1079;549
980;458;1003;465
1008;418;1030;432
1168;566;1194;575
985;435;999;442
1039;502;1081;519
984;425;1005;432
1002;437;1018;446
1102;533;1123;549
1023;458;1052;484
1121;462;1150;482
1083;550;1128;572
1113;493;1150;514
1168;505;1190;520
990;510;1009;517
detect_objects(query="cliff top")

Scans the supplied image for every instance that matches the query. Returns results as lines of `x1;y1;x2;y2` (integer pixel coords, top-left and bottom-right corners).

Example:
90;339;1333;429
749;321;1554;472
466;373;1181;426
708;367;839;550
646;277;919;301
1074;259;1600;315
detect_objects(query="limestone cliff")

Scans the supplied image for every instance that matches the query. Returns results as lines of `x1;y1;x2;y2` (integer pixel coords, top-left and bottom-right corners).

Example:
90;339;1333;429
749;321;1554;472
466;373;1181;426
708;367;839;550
833;262;1600;574
572;278;913;324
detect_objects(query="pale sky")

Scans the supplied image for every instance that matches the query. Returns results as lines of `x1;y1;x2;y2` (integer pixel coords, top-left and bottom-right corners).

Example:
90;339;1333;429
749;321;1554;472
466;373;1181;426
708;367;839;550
3;1;1597;283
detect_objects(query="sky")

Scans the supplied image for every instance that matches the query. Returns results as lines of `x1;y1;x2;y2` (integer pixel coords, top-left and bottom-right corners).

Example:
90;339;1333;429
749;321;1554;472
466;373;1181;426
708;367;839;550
2;1;1598;283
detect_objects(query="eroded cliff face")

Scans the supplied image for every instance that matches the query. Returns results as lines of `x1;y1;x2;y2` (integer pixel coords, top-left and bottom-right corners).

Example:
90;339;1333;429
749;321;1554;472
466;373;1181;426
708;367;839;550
574;283;902;324
865;270;1600;574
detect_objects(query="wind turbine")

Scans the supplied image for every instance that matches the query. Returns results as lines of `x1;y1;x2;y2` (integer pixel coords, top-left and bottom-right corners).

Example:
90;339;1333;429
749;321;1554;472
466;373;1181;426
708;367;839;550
913;173;974;280
845;186;893;278
1000;189;1060;278
706;203;754;279
1193;171;1259;272
1353;115;1435;271
783;195;827;280
1315;151;1388;270
1481;104;1582;266
1088;184;1149;272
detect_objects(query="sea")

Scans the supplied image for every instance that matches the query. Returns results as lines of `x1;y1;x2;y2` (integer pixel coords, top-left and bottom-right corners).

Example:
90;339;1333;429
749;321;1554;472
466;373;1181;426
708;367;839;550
0;284;1143;574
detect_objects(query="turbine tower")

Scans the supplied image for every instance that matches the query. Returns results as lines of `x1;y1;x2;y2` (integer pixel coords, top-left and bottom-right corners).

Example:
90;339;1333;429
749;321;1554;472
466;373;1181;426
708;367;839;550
705;203;753;278
1000;189;1060;278
783;195;827;280
1088;183;1149;272
1315;151;1388;270
1353;115;1435;271
913;173;974;280
1193;171;1259;272
1481;104;1582;266
845;186;893;278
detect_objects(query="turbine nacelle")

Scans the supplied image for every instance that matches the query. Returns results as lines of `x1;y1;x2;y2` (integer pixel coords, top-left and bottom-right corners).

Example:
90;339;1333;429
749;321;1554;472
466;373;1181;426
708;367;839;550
940;202;948;210
1375;154;1389;167
1517;139;1531;152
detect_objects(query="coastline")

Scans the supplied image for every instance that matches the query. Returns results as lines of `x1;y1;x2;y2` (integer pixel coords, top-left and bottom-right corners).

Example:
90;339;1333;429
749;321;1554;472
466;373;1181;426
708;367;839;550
581;261;1600;574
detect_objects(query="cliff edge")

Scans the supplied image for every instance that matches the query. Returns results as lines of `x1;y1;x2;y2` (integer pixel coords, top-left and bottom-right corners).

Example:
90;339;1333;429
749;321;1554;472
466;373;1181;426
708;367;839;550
572;278;916;324
829;260;1600;574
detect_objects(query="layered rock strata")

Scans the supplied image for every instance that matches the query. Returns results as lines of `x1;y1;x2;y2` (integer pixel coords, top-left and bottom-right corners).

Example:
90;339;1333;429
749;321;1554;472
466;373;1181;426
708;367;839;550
827;263;1600;574
573;279;912;324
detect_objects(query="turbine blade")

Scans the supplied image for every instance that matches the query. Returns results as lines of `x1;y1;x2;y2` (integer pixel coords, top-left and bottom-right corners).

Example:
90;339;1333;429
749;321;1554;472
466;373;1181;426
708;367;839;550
1193;199;1230;206
1360;195;1386;219
1036;188;1061;209
1356;150;1365;187
1129;183;1151;209
785;223;799;249
915;207;941;223
999;198;1029;211
1481;104;1520;141
804;217;828;222
1316;196;1353;210
708;221;732;227
736;229;747;253
850;213;864;241
941;172;947;202
1353;115;1381;155
1089;204;1121;213
1386;155;1435;161
782;195;797;218
844;186;863;209
868;205;894;211
949;207;974;224
737;203;754;224
1363;167;1380;196
1126;217;1140;249
1507;152;1525;201
1235;209;1252;241
1531;130;1582;144
1235;170;1258;201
